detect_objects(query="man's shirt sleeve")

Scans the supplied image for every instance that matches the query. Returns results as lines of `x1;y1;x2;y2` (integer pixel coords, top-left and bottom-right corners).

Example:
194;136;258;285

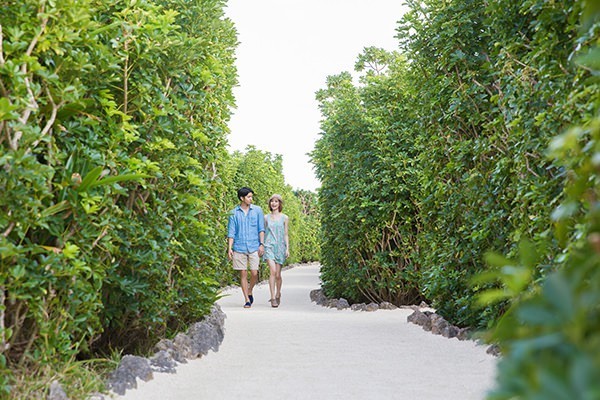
227;212;236;238
257;208;265;233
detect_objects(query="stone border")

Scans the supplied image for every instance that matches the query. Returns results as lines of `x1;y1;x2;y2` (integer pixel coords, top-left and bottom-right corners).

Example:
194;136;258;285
48;304;227;400
106;304;226;396
309;288;398;311
308;288;500;356
406;309;501;356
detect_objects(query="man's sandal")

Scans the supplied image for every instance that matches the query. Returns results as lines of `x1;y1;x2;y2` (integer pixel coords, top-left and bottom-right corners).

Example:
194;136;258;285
248;294;254;305
243;301;251;308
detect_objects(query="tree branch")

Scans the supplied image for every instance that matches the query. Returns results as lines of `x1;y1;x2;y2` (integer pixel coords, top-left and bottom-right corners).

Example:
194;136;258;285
0;24;5;66
11;12;49;150
29;87;64;150
0;286;7;354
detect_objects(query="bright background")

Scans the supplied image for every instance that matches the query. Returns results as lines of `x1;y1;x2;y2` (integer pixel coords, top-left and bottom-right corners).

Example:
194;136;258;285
225;1;406;191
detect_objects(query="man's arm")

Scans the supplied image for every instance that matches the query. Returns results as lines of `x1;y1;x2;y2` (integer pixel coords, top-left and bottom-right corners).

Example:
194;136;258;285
258;231;265;257
257;209;265;256
227;237;234;260
227;213;236;259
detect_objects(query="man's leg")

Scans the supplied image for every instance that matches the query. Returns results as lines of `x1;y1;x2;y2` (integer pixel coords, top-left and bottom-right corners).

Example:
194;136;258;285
233;251;250;306
249;270;258;297
248;251;259;302
240;269;249;302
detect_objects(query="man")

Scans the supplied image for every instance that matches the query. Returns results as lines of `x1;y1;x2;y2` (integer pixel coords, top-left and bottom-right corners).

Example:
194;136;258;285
227;187;265;308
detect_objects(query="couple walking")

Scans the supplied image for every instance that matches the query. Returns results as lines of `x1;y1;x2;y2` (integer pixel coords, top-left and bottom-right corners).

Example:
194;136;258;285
227;187;290;308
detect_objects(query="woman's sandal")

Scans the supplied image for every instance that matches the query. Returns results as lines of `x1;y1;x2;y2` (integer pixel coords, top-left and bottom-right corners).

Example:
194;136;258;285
275;294;281;306
270;299;278;308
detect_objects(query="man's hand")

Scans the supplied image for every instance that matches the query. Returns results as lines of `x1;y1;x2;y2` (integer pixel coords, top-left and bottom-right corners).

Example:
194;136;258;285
228;248;233;260
258;244;264;257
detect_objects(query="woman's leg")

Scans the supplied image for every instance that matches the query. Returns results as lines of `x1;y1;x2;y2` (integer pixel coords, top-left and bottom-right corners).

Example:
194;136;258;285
275;263;282;302
267;259;277;302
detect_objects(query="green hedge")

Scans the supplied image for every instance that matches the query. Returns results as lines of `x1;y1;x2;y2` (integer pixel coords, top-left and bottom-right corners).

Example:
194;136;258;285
1;0;236;395
312;0;597;327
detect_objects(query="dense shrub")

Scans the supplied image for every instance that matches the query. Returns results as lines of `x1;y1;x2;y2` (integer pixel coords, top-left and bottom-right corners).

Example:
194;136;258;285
312;0;597;329
293;189;321;263
0;0;236;395
311;51;422;305
477;2;600;397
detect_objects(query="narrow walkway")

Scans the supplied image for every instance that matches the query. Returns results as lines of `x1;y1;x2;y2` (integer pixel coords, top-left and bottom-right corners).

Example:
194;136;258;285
119;264;497;399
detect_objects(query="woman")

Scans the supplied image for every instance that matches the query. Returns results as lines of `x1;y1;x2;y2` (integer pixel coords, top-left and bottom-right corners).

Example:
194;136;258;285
264;194;289;308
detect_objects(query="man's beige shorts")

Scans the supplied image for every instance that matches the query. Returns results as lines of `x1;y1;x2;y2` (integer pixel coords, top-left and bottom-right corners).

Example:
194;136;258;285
232;251;260;271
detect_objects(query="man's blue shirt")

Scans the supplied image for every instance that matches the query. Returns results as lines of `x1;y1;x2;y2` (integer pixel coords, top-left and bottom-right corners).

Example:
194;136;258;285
227;204;265;254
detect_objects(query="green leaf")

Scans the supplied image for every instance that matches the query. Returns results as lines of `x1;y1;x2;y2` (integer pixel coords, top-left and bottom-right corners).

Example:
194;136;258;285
0;97;19;121
62;243;80;259
476;288;509;306
40;201;70;218
77;166;104;193
88;173;147;189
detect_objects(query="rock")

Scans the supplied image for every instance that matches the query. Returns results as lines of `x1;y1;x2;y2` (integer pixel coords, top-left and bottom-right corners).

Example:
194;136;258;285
365;302;379;312
337;298;350;309
108;355;153;395
486;344;501;357
154;335;191;362
150;350;177;374
309;289;326;305
430;314;449;335
379;301;397;310
441;325;460;338
48;380;69;400
188;304;226;358
407;310;432;331
325;298;338;308
457;328;471;341
419;301;430;308
351;303;367;311
310;289;329;305
172;333;193;361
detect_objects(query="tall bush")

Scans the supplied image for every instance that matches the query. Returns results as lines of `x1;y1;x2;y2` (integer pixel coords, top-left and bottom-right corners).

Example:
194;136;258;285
311;50;422;305
312;0;597;329
476;2;600;397
0;0;237;395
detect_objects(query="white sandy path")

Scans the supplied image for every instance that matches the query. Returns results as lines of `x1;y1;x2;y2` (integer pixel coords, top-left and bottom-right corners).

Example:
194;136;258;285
118;264;498;400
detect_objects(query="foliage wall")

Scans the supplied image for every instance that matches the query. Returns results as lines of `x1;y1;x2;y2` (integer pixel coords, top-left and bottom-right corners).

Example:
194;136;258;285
479;2;600;397
0;0;236;395
312;0;598;327
311;49;422;305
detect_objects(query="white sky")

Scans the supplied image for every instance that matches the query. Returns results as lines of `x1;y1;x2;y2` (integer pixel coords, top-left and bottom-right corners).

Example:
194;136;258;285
224;1;406;191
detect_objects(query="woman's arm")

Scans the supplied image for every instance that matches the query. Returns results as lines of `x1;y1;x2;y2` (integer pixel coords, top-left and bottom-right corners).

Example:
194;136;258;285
284;215;290;257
